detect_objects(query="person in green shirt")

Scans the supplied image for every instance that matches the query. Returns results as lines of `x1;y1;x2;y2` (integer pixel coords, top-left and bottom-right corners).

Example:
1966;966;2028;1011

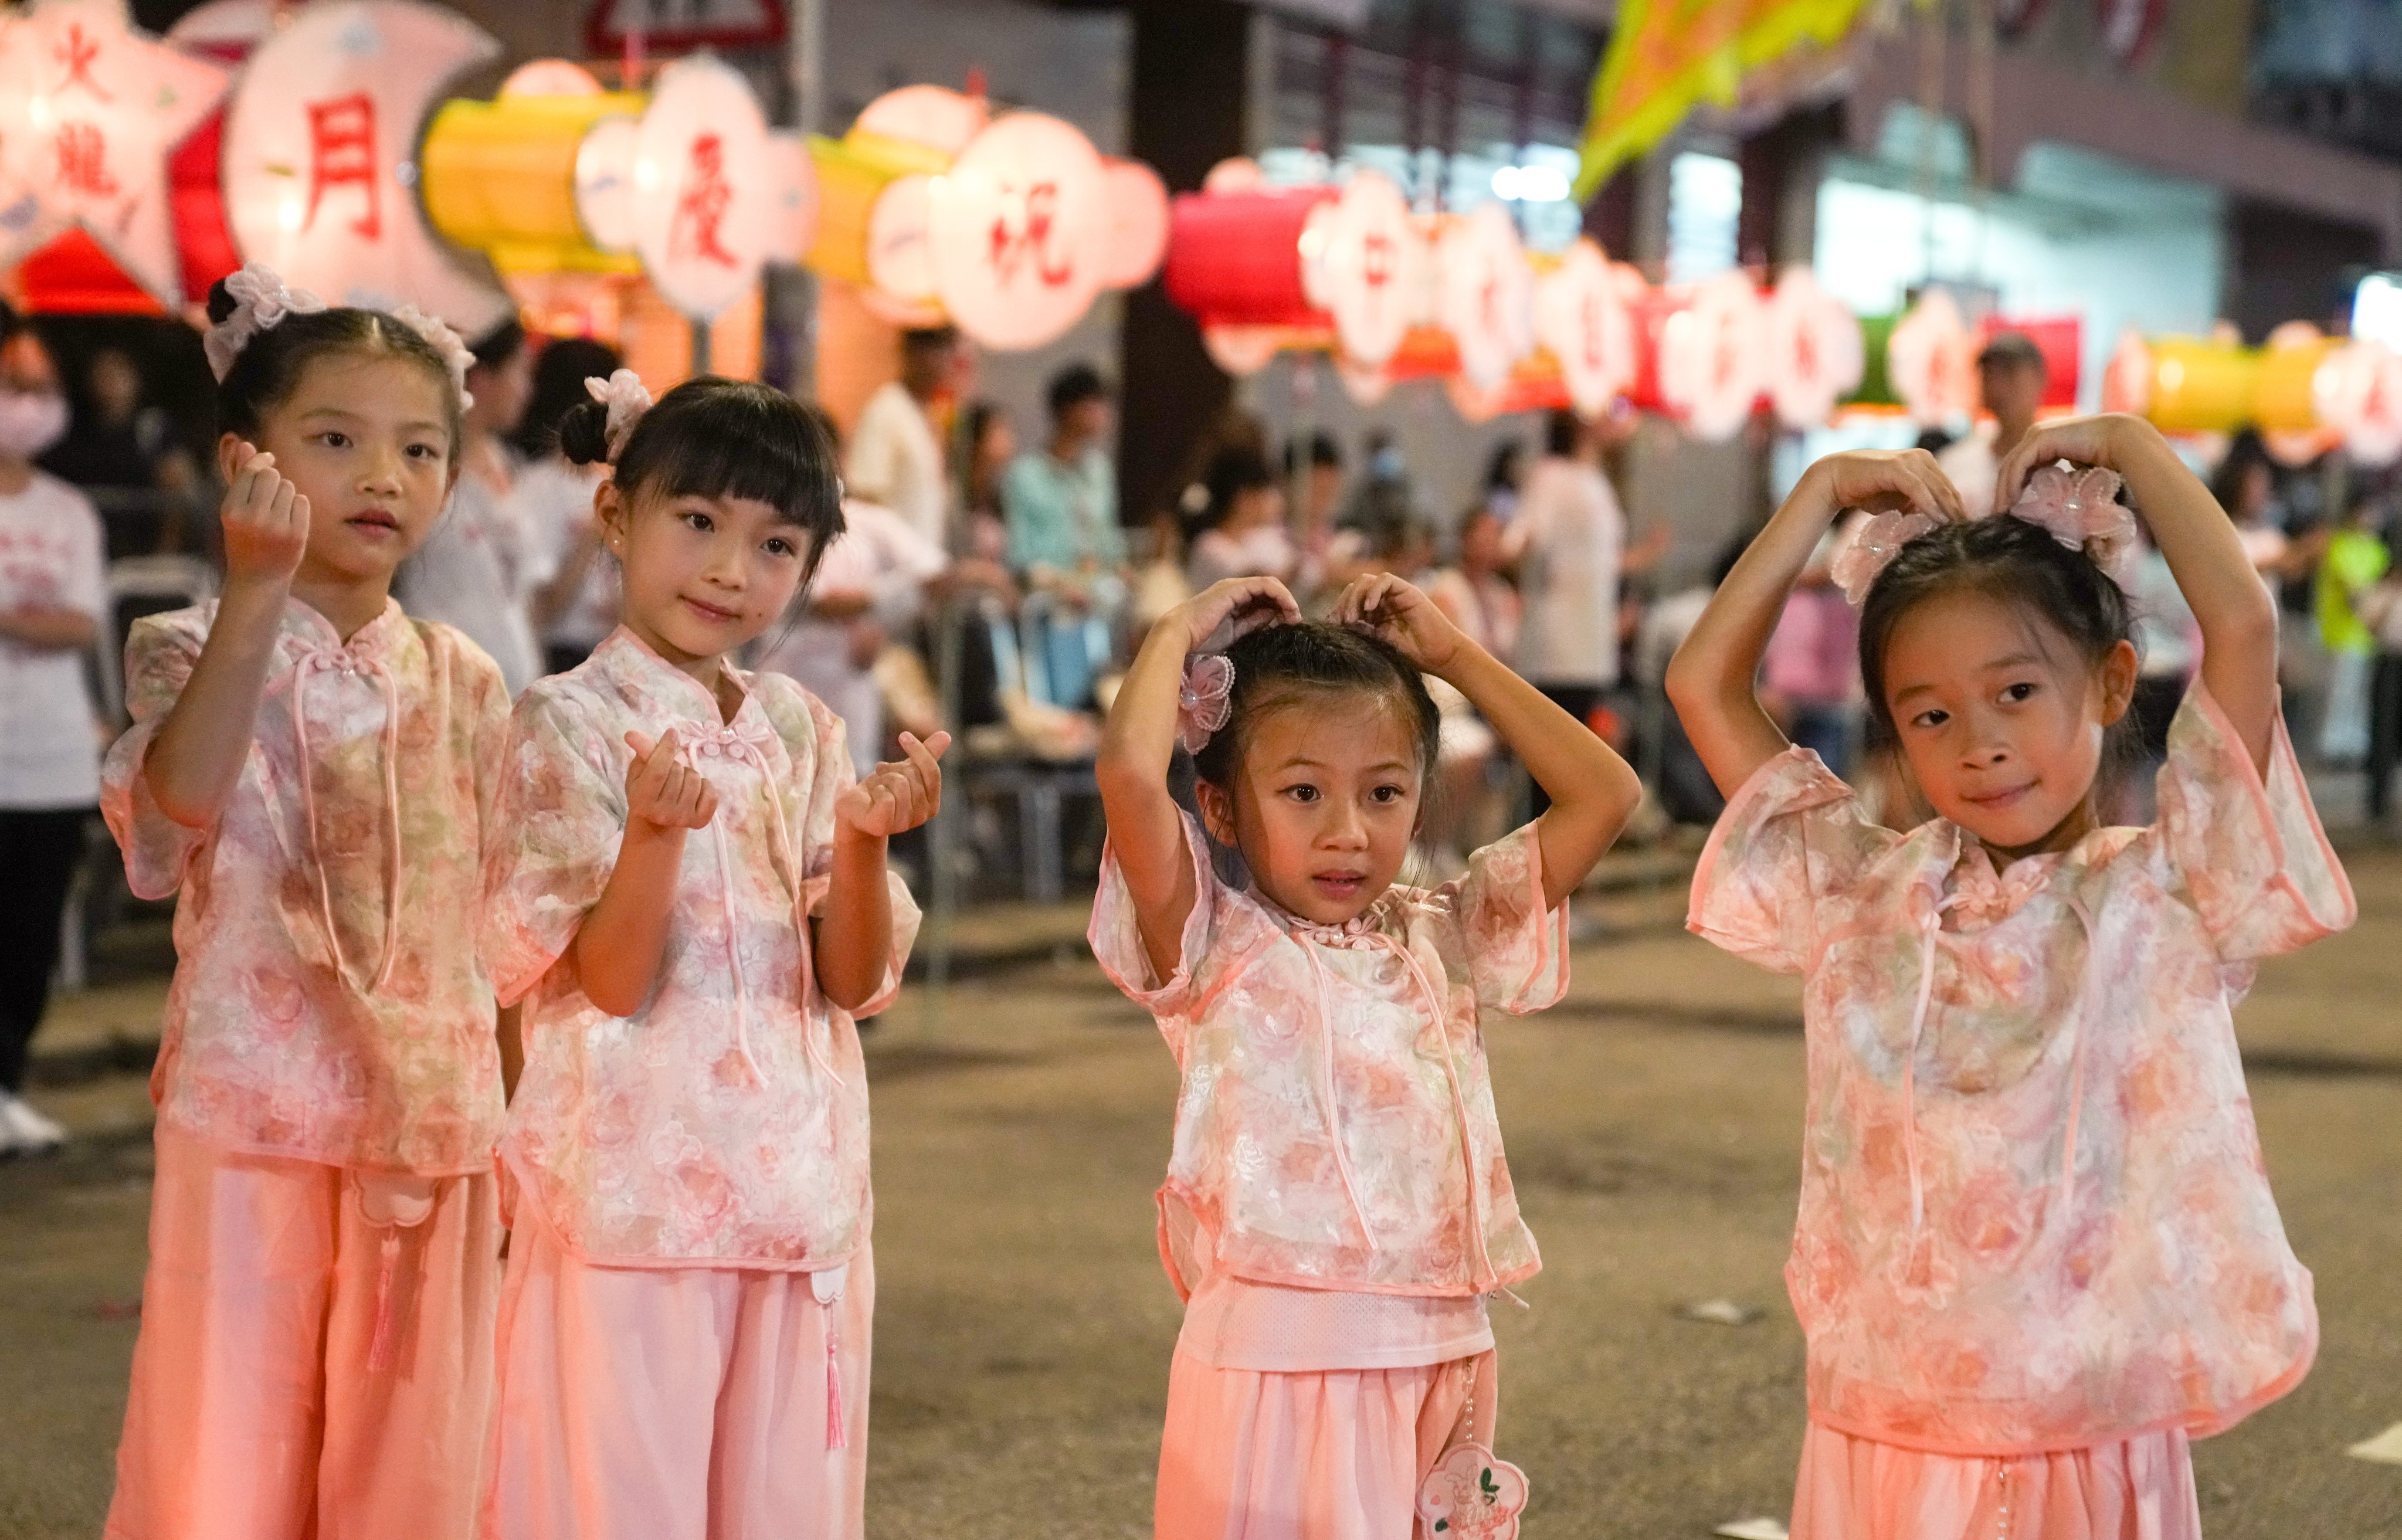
2314;488;2391;761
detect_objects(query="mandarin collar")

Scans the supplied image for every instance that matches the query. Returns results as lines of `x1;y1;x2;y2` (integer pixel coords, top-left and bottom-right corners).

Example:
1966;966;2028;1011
591;626;759;732
278;595;409;659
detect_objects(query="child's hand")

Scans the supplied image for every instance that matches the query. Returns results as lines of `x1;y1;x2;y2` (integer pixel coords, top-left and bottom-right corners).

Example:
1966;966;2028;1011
836;730;951;839
1176;576;1302;653
1994;413;2160;509
218;443;310;588
1334;571;1468;674
1809;448;1965;522
622;728;718;833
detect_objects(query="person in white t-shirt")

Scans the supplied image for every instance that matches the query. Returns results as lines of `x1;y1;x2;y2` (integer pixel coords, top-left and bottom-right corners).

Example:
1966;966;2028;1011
396;318;542;693
1936;331;2048;517
846;325;956;551
1512;409;1628;722
0;308;106;1153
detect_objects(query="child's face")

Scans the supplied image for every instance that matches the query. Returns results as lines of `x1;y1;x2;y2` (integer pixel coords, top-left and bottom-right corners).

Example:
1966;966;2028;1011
605;480;813;667
228;350;455;588
1199;692;1423;925
1881;587;2136;857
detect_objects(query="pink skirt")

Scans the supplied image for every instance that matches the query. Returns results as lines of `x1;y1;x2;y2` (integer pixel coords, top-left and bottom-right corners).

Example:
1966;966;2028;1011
1155;1348;1498;1540
1792;1422;2203;1540
105;1125;503;1540
480;1217;873;1540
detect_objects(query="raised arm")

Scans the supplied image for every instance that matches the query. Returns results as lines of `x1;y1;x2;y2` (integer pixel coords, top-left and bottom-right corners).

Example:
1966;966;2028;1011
1997;414;2281;774
143;445;309;828
1666;450;1961;797
1335;572;1638;909
1096;576;1301;982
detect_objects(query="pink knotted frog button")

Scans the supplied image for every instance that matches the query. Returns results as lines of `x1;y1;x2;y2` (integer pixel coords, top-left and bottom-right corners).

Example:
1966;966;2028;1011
1416;1443;1529;1540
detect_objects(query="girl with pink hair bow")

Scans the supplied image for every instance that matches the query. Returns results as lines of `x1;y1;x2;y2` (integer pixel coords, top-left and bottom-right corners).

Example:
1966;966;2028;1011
1664;415;2356;1540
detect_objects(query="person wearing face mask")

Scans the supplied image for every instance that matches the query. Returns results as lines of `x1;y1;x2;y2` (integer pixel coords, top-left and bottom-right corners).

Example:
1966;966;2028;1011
0;305;106;1155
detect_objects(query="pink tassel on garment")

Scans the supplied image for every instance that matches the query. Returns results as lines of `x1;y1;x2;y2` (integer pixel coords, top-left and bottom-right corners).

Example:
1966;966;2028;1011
367;1229;403;1371
825;1314;847;1450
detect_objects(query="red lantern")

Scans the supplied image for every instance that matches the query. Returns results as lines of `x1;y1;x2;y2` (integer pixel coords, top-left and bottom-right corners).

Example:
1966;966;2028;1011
1978;314;2082;408
1163;188;1332;329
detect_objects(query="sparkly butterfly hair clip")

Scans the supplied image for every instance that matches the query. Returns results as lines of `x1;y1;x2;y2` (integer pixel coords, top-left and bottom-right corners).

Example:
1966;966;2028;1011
1830;460;2140;606
1177;654;1235;755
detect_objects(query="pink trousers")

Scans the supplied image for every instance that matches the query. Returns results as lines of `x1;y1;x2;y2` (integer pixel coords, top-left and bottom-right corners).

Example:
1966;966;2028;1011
1155;1349;1499;1540
480;1218;874;1540
1792;1422;2204;1540
104;1125;503;1540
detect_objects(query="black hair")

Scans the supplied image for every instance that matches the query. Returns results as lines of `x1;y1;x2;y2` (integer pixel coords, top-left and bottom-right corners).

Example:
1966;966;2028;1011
559;375;844;593
468;318;527;374
205;276;464;449
1543;408;1584;458
1192;622;1442;798
1482;439;1524;491
2208;426;2274;519
1189;445;1275;540
902;325;959;354
514;336;623;458
1283;431;1341;477
1046;361;1108;420
1857;514;2138;774
0;298;26;350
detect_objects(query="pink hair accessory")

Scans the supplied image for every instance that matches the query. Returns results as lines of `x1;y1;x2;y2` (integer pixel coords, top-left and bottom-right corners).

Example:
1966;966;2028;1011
586;369;654;462
2010;461;2139;591
1831;508;1942;606
390;305;477;409
203;262;326;381
1177;653;1234;755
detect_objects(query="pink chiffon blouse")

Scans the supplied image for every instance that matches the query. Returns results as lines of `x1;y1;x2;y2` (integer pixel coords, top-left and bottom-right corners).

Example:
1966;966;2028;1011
482;629;915;1270
1091;814;1569;1301
101;599;510;1175
1688;684;2354;1454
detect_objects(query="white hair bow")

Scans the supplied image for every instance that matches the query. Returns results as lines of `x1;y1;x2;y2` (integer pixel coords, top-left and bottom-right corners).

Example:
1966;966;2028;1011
203;263;327;381
586;368;653;462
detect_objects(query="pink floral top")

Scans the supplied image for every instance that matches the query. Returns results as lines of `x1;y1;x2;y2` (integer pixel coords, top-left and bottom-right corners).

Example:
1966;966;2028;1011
482;629;917;1269
100;599;510;1175
1091;815;1568;1300
1689;685;2354;1455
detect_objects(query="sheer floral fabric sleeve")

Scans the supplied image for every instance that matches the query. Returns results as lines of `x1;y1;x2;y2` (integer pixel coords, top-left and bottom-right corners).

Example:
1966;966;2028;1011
768;682;918;1018
100;611;211;900
2150;685;2356;964
482;686;628;1010
1088;811;1224;1062
1687;748;1901;975
1436;823;1571;1015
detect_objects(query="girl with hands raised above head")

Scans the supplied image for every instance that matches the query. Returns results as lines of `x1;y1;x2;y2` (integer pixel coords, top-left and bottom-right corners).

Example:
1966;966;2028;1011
1665;430;2351;1540
1092;571;1639;1539
101;269;511;1540
479;374;941;1540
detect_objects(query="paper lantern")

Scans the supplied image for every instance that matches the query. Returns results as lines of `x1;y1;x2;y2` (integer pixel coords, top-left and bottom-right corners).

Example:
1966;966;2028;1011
1762;266;1864;429
927;111;1108;350
219;0;510;335
0;0;231;308
420;66;646;276
1162;186;1329;327
861;172;945;327
2316;340;2402;467
1532;239;1636;419
805;120;953;287
1886;290;1977;425
619;55;778;322
853;83;988;159
1099;158;1170;290
1298;170;1424;369
1657;272;1767;442
2259;322;2342;466
1976;314;2082;408
1431;203;1535;392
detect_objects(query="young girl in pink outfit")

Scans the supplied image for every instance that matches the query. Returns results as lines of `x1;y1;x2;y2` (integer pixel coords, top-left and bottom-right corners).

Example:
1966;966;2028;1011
479;372;946;1540
1666;418;2356;1540
1093;571;1643;1539
103;266;509;1540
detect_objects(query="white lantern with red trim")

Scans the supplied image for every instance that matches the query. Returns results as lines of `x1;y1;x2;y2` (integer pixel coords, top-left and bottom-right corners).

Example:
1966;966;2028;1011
1657;272;1767;442
0;0;231;308
1433;203;1535;392
927;111;1108;350
1533;239;1634;418
1886;290;1977;425
2316;339;2402;467
1299;169;1424;369
620;54;778;321
1763;266;1864;429
1099;158;1169;291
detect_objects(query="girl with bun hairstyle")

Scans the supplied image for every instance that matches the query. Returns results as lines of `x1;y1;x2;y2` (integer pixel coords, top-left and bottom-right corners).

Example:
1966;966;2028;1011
102;266;510;1540
479;372;945;1540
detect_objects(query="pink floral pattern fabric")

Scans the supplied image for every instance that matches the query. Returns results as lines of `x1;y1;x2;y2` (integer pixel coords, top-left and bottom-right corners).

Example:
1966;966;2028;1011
482;629;917;1268
100;599;510;1174
1091;815;1568;1299
1688;684;2355;1454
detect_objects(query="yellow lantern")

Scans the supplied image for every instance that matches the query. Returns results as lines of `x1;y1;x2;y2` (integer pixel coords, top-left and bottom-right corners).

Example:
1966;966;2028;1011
420;62;644;277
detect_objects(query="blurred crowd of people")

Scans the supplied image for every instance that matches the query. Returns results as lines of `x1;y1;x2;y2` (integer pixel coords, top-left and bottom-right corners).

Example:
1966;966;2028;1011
12;306;2402;1147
